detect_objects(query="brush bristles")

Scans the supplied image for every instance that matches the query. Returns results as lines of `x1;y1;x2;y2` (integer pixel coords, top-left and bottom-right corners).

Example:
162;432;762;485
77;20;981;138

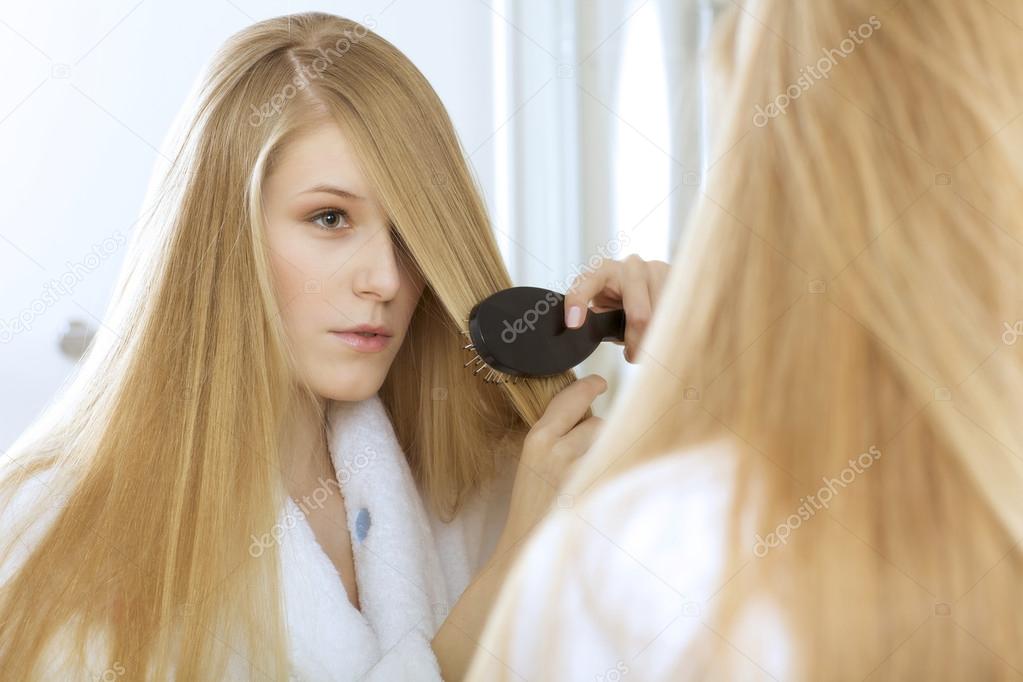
459;326;519;384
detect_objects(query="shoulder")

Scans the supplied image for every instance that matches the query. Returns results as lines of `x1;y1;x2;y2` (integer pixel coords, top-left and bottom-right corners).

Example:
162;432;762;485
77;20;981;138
577;436;739;517
533;435;738;577
562;437;741;570
471;439;750;680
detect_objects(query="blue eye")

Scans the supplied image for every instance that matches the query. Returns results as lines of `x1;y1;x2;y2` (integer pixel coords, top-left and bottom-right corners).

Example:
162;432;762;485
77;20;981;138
309;208;351;232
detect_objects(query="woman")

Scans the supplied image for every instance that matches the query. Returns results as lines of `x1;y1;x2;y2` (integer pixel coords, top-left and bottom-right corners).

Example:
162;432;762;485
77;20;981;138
0;12;667;681
468;0;1023;680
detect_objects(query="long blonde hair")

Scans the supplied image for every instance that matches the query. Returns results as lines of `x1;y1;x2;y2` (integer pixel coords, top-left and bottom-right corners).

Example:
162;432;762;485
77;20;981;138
0;12;577;680
477;0;1023;678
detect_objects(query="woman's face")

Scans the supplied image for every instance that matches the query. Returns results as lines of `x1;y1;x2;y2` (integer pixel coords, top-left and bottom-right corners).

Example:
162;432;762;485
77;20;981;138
262;122;425;402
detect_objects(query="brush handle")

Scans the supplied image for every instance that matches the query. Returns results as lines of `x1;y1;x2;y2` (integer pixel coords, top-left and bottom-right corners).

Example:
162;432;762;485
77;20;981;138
587;308;626;343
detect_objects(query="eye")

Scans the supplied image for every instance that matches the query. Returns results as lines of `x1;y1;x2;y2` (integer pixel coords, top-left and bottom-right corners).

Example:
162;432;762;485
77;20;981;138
308;208;352;232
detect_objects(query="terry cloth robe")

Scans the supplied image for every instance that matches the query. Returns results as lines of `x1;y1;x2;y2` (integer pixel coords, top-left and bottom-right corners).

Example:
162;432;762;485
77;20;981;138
464;440;794;681
280;393;516;680
0;393;517;681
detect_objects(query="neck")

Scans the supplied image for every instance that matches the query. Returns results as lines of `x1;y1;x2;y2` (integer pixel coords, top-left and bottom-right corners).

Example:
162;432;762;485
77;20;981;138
279;394;333;489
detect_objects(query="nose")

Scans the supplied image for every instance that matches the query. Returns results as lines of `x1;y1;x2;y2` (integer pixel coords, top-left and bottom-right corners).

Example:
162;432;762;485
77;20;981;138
352;224;402;302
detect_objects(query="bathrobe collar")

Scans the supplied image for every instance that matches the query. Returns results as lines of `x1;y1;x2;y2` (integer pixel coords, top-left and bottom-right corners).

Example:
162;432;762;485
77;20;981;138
277;392;450;680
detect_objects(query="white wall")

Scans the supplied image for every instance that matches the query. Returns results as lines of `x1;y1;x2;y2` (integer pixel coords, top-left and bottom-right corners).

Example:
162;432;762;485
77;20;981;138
0;0;495;451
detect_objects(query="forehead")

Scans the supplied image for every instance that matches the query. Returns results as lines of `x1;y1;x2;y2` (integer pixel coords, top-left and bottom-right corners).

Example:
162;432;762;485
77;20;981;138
267;122;375;200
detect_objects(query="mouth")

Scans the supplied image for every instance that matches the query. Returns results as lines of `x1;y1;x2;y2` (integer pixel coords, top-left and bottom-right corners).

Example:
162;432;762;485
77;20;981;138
327;329;390;355
331;324;392;336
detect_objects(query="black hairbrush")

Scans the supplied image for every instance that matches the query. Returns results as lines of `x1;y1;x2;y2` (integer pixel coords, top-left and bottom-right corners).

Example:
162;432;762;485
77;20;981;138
461;286;626;383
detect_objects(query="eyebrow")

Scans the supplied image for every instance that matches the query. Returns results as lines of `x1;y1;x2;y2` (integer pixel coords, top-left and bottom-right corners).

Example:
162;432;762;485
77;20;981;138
296;184;366;201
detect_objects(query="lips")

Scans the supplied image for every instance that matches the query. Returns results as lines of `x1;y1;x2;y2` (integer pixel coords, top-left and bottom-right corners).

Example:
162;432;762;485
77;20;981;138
331;324;392;337
329;324;393;353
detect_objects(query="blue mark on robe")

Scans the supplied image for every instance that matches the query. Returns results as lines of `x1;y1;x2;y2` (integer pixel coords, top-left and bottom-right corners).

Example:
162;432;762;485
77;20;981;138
355;507;371;543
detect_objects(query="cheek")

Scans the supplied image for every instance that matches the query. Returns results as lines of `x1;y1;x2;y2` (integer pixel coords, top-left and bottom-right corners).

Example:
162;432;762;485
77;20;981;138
268;249;320;337
270;251;305;300
268;225;326;288
266;224;334;317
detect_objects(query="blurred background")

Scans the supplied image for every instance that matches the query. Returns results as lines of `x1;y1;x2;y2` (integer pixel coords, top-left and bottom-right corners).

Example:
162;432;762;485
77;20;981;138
0;0;729;450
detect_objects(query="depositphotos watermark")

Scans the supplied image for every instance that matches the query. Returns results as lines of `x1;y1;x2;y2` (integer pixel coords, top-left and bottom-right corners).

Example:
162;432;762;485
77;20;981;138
753;445;881;557
248;445;378;557
92;661;126;682
497;231;632;345
549;230;632;296
0;231;127;344
248;16;377;127
1002;320;1023;345
753;15;882;127
594;661;630;682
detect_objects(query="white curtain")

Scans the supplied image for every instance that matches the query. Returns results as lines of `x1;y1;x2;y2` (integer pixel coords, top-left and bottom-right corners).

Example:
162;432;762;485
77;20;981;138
497;0;724;407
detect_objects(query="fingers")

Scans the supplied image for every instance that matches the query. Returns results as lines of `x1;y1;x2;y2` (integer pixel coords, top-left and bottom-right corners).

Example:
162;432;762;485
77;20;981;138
562;256;672;364
620;255;652;363
557;415;604;463
532;374;607;440
647;259;671;314
563;261;622;329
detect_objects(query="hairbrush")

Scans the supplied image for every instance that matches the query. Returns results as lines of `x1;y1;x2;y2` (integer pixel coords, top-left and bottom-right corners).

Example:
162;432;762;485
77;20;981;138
461;286;626;384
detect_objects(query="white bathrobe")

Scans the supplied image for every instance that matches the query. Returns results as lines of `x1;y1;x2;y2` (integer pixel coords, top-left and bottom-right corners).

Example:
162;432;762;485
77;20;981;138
281;393;515;680
464;440;793;681
0;393;516;680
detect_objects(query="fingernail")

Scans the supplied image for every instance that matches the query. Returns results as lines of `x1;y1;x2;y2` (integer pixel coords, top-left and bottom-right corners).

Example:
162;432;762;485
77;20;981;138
566;306;582;328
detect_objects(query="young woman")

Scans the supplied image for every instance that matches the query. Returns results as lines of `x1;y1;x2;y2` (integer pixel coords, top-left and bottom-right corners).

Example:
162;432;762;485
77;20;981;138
468;0;1023;679
0;12;668;680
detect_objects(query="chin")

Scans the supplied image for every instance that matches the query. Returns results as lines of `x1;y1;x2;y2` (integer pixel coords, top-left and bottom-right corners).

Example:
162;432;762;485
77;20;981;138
310;364;388;403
